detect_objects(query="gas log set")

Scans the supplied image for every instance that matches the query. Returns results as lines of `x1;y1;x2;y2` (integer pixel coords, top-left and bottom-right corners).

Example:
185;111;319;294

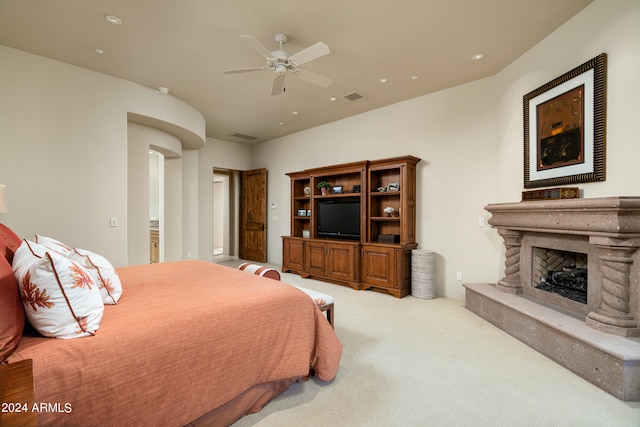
535;265;587;304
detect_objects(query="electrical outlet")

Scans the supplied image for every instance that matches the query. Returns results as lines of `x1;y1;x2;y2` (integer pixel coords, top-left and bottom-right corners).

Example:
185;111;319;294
110;217;118;227
456;272;462;281
478;217;485;227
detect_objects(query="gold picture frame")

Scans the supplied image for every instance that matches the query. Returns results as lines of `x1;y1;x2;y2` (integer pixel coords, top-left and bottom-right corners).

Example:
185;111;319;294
523;53;607;189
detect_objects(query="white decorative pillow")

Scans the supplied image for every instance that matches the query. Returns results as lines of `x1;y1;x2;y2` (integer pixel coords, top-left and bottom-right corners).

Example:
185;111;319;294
68;248;122;304
20;251;103;338
35;234;72;255
12;240;50;285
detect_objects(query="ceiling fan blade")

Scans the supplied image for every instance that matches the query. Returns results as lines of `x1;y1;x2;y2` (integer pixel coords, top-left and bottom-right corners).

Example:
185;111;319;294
240;35;274;60
288;42;330;66
223;67;268;74
292;69;332;88
271;73;285;96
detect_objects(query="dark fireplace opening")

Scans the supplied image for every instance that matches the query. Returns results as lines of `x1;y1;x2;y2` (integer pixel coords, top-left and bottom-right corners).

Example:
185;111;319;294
533;248;587;304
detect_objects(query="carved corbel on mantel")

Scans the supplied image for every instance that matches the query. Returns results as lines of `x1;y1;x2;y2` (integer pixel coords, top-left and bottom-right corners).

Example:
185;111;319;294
586;237;640;337
496;228;524;294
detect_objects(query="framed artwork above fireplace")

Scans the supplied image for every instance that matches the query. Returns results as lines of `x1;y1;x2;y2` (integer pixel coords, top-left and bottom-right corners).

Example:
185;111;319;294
523;53;607;189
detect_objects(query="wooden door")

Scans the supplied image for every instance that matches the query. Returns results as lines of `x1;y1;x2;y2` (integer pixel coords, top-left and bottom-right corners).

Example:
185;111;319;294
240;168;267;262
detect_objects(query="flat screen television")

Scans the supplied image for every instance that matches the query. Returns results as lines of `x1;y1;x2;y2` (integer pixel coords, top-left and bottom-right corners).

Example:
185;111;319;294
317;199;361;240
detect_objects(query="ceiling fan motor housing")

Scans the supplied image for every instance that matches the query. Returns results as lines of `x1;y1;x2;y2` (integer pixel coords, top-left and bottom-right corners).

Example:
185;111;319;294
271;50;290;61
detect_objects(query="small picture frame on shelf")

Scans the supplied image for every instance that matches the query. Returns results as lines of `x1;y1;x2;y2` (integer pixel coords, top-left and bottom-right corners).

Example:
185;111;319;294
307;209;311;216
333;186;343;194
387;182;400;192
297;209;307;217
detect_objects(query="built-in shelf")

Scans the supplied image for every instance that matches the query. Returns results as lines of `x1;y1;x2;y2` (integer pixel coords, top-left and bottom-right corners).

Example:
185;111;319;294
283;155;421;298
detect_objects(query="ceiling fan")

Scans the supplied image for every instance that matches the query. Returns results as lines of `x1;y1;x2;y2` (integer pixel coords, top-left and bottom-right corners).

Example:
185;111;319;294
223;33;332;96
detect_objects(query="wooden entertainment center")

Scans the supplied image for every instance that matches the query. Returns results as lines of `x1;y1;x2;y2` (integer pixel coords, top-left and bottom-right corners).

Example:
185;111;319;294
282;155;420;297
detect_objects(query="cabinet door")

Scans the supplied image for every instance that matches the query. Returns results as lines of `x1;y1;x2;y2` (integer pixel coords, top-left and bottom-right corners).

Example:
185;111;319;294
361;245;396;289
283;238;304;272
150;231;159;264
306;241;327;277
326;242;358;282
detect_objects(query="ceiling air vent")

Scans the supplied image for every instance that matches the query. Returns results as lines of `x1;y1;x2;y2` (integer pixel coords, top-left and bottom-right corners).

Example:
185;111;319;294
343;92;364;101
231;133;258;141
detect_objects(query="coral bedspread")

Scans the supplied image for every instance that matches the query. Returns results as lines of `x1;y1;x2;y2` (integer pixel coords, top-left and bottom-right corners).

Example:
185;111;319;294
8;260;342;426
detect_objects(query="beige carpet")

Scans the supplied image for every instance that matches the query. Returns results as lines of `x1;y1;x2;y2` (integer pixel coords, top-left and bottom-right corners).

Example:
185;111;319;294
223;260;640;427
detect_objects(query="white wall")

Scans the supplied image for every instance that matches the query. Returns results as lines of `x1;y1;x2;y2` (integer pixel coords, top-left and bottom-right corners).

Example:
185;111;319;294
251;0;640;299
0;45;205;267
127;123;183;265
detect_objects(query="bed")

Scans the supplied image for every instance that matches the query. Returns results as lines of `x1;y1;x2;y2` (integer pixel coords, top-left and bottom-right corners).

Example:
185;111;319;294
0;224;342;426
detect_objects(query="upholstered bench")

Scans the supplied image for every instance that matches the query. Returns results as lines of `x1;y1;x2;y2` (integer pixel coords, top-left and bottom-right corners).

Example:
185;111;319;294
237;263;334;328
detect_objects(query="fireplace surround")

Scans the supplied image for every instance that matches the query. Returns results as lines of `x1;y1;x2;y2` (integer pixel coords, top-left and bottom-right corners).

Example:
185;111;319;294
464;197;640;401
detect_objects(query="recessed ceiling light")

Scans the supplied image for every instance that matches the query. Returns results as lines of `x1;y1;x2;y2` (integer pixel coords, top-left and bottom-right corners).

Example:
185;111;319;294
105;15;122;25
292;111;299;115
158;87;170;95
411;75;419;80
329;97;337;101
378;77;389;83
279;122;285;126
94;48;105;55
471;53;485;61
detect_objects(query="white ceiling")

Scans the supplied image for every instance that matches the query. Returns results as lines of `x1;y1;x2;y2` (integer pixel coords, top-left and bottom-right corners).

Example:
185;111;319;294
0;0;593;144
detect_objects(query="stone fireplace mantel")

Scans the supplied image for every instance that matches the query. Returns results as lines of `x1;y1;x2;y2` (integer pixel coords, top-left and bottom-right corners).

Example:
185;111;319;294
486;196;640;237
486;196;640;337
464;196;640;401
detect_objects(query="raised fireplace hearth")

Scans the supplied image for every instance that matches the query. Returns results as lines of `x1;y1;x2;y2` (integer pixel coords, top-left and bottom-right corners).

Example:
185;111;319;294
464;197;640;401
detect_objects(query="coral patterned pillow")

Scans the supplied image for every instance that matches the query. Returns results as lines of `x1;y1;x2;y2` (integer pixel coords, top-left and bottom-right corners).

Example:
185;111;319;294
20;251;103;338
35;234;72;255
12;240;51;285
68;248;122;304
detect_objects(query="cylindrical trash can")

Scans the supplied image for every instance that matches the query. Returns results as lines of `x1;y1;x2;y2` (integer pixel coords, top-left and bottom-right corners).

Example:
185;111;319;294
411;249;435;299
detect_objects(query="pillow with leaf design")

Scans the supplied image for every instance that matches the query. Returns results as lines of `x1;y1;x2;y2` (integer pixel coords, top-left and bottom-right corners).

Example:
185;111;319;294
34;234;72;255
20;251;103;338
68;248;122;304
12;240;51;284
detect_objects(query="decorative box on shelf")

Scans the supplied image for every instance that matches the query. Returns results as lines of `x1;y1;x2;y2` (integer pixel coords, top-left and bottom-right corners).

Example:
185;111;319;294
377;234;400;244
522;187;579;202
